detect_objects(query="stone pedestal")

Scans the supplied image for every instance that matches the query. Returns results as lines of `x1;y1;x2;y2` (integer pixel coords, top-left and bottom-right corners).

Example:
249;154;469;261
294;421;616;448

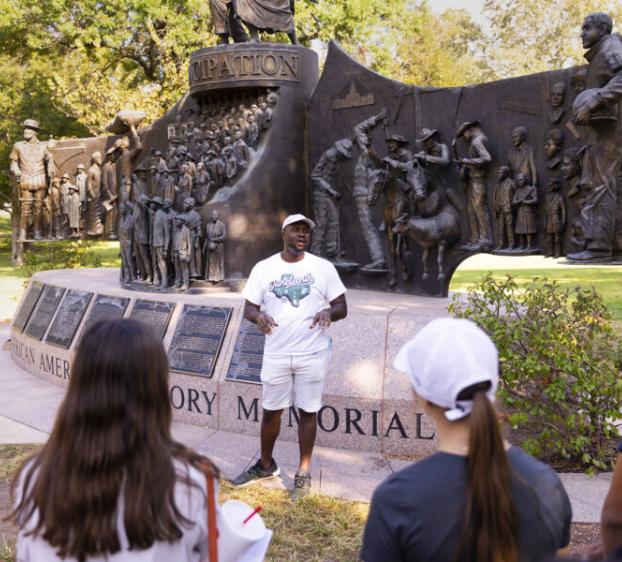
9;268;451;459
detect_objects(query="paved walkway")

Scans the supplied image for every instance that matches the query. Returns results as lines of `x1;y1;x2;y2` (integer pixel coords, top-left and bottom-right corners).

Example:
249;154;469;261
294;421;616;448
0;321;612;522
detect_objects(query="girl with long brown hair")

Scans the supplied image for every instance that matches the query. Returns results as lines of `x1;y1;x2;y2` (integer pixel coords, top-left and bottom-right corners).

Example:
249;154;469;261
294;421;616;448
10;318;218;561
360;318;572;562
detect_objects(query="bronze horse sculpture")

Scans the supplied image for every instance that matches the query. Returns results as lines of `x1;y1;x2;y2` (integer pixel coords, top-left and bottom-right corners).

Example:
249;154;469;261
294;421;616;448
368;157;428;287
393;186;461;281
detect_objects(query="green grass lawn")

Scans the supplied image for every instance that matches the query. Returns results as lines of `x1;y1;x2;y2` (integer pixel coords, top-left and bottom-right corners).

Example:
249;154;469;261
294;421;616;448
0;213;119;321
451;267;622;321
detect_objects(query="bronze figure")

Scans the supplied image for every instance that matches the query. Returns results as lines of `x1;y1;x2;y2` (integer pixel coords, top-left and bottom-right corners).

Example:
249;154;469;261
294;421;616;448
493;166;515;250
118;201;135;284
512;172;538;251
369;133;420;287
132;193;153;282
544;128;564;169
351;110;387;271
310;138;352;260
508;126;537;185
568;12;622;261
454;121;493;251
102;150;119;240
86;151;104;237
9;119;54;240
549;82;567;124
235;0;297;44
204;210;226;282
151;197;172;289
543;177;566;258
181;197;203;280
48;177;63;240
172;214;191;290
66;177;81;238
209;0;249;44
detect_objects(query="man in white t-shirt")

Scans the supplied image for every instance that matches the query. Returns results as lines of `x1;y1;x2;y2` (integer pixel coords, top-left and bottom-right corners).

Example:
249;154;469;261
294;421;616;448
231;214;347;500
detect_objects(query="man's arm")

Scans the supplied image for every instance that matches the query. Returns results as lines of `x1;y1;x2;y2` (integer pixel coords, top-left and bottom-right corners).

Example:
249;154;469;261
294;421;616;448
310;293;347;329
9;145;21;179
310;153;339;197
462;136;492;166
575;42;622;124
128;124;143;160
420;143;450;166
244;299;278;334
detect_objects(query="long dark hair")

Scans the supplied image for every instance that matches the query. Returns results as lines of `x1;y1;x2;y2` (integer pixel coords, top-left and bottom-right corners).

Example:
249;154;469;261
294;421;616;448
10;318;218;561
455;382;518;562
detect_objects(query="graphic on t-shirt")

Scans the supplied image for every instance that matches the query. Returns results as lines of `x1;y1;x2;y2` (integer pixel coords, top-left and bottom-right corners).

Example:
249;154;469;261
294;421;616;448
269;273;314;306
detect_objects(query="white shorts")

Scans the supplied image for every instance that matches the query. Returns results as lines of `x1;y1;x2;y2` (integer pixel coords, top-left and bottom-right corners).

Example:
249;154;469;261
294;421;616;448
260;347;331;413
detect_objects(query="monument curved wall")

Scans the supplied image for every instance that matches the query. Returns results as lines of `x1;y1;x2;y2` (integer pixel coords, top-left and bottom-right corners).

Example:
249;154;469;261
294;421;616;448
9;269;449;459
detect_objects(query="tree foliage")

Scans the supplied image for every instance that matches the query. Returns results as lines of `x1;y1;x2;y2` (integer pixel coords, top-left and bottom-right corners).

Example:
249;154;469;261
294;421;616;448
449;275;622;473
482;0;622;78
372;5;493;87
3;0;618;205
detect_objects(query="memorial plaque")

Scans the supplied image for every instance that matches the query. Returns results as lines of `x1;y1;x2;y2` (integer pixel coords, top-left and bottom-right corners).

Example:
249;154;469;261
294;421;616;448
226;318;265;384
129;299;175;340
24;285;66;341
46;290;94;349
82;294;130;335
169;305;232;378
12;281;44;332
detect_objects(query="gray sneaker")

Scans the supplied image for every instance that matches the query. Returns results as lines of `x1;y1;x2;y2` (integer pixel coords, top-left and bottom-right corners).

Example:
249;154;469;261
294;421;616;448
291;471;312;501
230;459;280;487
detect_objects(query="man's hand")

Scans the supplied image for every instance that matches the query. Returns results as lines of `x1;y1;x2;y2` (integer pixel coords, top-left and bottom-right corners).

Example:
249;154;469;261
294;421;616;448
311;294;347;329
256;312;278;334
310;310;331;329
244;300;278;335
573;89;601;125
330;189;341;199
574;105;593;125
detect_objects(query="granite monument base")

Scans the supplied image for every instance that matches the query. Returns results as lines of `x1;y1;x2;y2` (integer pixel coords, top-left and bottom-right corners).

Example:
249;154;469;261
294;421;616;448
9;268;452;459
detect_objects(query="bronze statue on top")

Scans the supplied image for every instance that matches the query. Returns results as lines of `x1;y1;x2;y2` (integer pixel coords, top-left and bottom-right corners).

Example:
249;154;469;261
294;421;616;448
209;0;301;44
236;0;298;44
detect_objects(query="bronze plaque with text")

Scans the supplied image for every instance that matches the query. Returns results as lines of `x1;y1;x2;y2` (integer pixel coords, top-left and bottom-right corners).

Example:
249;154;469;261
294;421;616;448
169;305;232;378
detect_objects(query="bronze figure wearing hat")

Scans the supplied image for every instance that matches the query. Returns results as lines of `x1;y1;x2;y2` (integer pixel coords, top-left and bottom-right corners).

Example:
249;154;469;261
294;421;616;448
310;138;352;259
10;118;55;240
453;120;492;251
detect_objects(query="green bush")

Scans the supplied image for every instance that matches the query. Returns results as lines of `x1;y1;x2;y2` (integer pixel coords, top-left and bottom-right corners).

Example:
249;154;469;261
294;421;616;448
21;241;103;278
449;274;622;473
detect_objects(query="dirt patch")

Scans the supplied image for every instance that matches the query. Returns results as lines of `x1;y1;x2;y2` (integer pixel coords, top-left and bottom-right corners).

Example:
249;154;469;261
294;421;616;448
567;522;601;558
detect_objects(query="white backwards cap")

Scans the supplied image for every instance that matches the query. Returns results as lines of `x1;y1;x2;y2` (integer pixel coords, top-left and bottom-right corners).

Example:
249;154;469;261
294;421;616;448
393;318;498;421
281;213;316;231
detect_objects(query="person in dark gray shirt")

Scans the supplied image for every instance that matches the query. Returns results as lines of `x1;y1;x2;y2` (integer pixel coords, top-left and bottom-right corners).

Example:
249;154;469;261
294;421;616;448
362;447;571;562
361;318;572;562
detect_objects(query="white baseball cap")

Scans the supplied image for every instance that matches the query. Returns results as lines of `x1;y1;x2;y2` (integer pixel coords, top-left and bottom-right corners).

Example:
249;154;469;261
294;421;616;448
393;318;498;421
281;213;316;231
